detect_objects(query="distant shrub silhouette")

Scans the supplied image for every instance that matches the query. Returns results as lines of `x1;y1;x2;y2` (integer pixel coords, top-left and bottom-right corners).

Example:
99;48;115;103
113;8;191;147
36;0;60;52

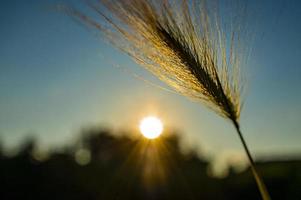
0;128;300;199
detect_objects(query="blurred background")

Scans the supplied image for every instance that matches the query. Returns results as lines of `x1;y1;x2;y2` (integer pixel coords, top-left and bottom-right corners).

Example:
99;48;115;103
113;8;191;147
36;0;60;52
1;0;301;199
1;128;301;199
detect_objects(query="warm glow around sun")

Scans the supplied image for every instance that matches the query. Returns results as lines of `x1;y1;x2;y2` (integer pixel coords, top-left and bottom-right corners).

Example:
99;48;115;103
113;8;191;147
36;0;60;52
139;116;163;139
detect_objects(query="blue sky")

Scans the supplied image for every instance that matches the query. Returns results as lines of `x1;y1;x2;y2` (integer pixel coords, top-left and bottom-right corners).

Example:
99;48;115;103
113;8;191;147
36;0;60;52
1;0;301;174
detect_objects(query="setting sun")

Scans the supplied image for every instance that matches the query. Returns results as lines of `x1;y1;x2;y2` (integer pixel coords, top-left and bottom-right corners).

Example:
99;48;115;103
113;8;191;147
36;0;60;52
139;116;163;139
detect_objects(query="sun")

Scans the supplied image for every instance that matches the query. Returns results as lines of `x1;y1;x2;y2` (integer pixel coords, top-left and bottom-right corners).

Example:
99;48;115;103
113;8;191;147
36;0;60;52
139;116;163;139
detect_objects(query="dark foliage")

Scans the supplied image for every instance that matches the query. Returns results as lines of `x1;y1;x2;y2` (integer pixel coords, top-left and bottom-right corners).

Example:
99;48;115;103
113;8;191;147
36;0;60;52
0;129;300;200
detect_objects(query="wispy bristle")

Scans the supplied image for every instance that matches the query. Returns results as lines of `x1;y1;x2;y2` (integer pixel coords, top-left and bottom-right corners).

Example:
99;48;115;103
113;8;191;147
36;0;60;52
68;0;245;122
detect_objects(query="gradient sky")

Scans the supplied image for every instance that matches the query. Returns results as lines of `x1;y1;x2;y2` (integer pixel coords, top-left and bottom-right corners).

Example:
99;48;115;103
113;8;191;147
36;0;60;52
1;0;301;174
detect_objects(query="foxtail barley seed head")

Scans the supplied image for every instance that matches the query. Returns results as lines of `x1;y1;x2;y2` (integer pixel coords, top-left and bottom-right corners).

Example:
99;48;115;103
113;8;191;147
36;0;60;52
67;0;247;123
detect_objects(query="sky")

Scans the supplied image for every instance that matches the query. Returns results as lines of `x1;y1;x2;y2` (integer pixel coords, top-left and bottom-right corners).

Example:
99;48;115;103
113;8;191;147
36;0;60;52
1;0;301;174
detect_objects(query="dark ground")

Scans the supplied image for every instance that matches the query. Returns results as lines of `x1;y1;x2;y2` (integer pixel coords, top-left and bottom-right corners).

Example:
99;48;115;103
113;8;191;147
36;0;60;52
1;128;300;200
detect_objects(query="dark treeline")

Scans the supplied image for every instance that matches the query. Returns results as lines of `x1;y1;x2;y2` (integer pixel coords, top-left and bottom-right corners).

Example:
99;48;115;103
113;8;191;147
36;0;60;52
0;128;300;200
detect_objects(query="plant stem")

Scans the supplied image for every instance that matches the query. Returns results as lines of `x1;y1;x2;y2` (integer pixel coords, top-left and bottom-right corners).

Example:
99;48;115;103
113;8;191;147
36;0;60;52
232;120;271;200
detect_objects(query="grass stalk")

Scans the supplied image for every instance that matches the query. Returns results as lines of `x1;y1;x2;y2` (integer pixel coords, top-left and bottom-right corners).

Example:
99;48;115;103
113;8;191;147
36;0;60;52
65;0;272;199
232;121;271;200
